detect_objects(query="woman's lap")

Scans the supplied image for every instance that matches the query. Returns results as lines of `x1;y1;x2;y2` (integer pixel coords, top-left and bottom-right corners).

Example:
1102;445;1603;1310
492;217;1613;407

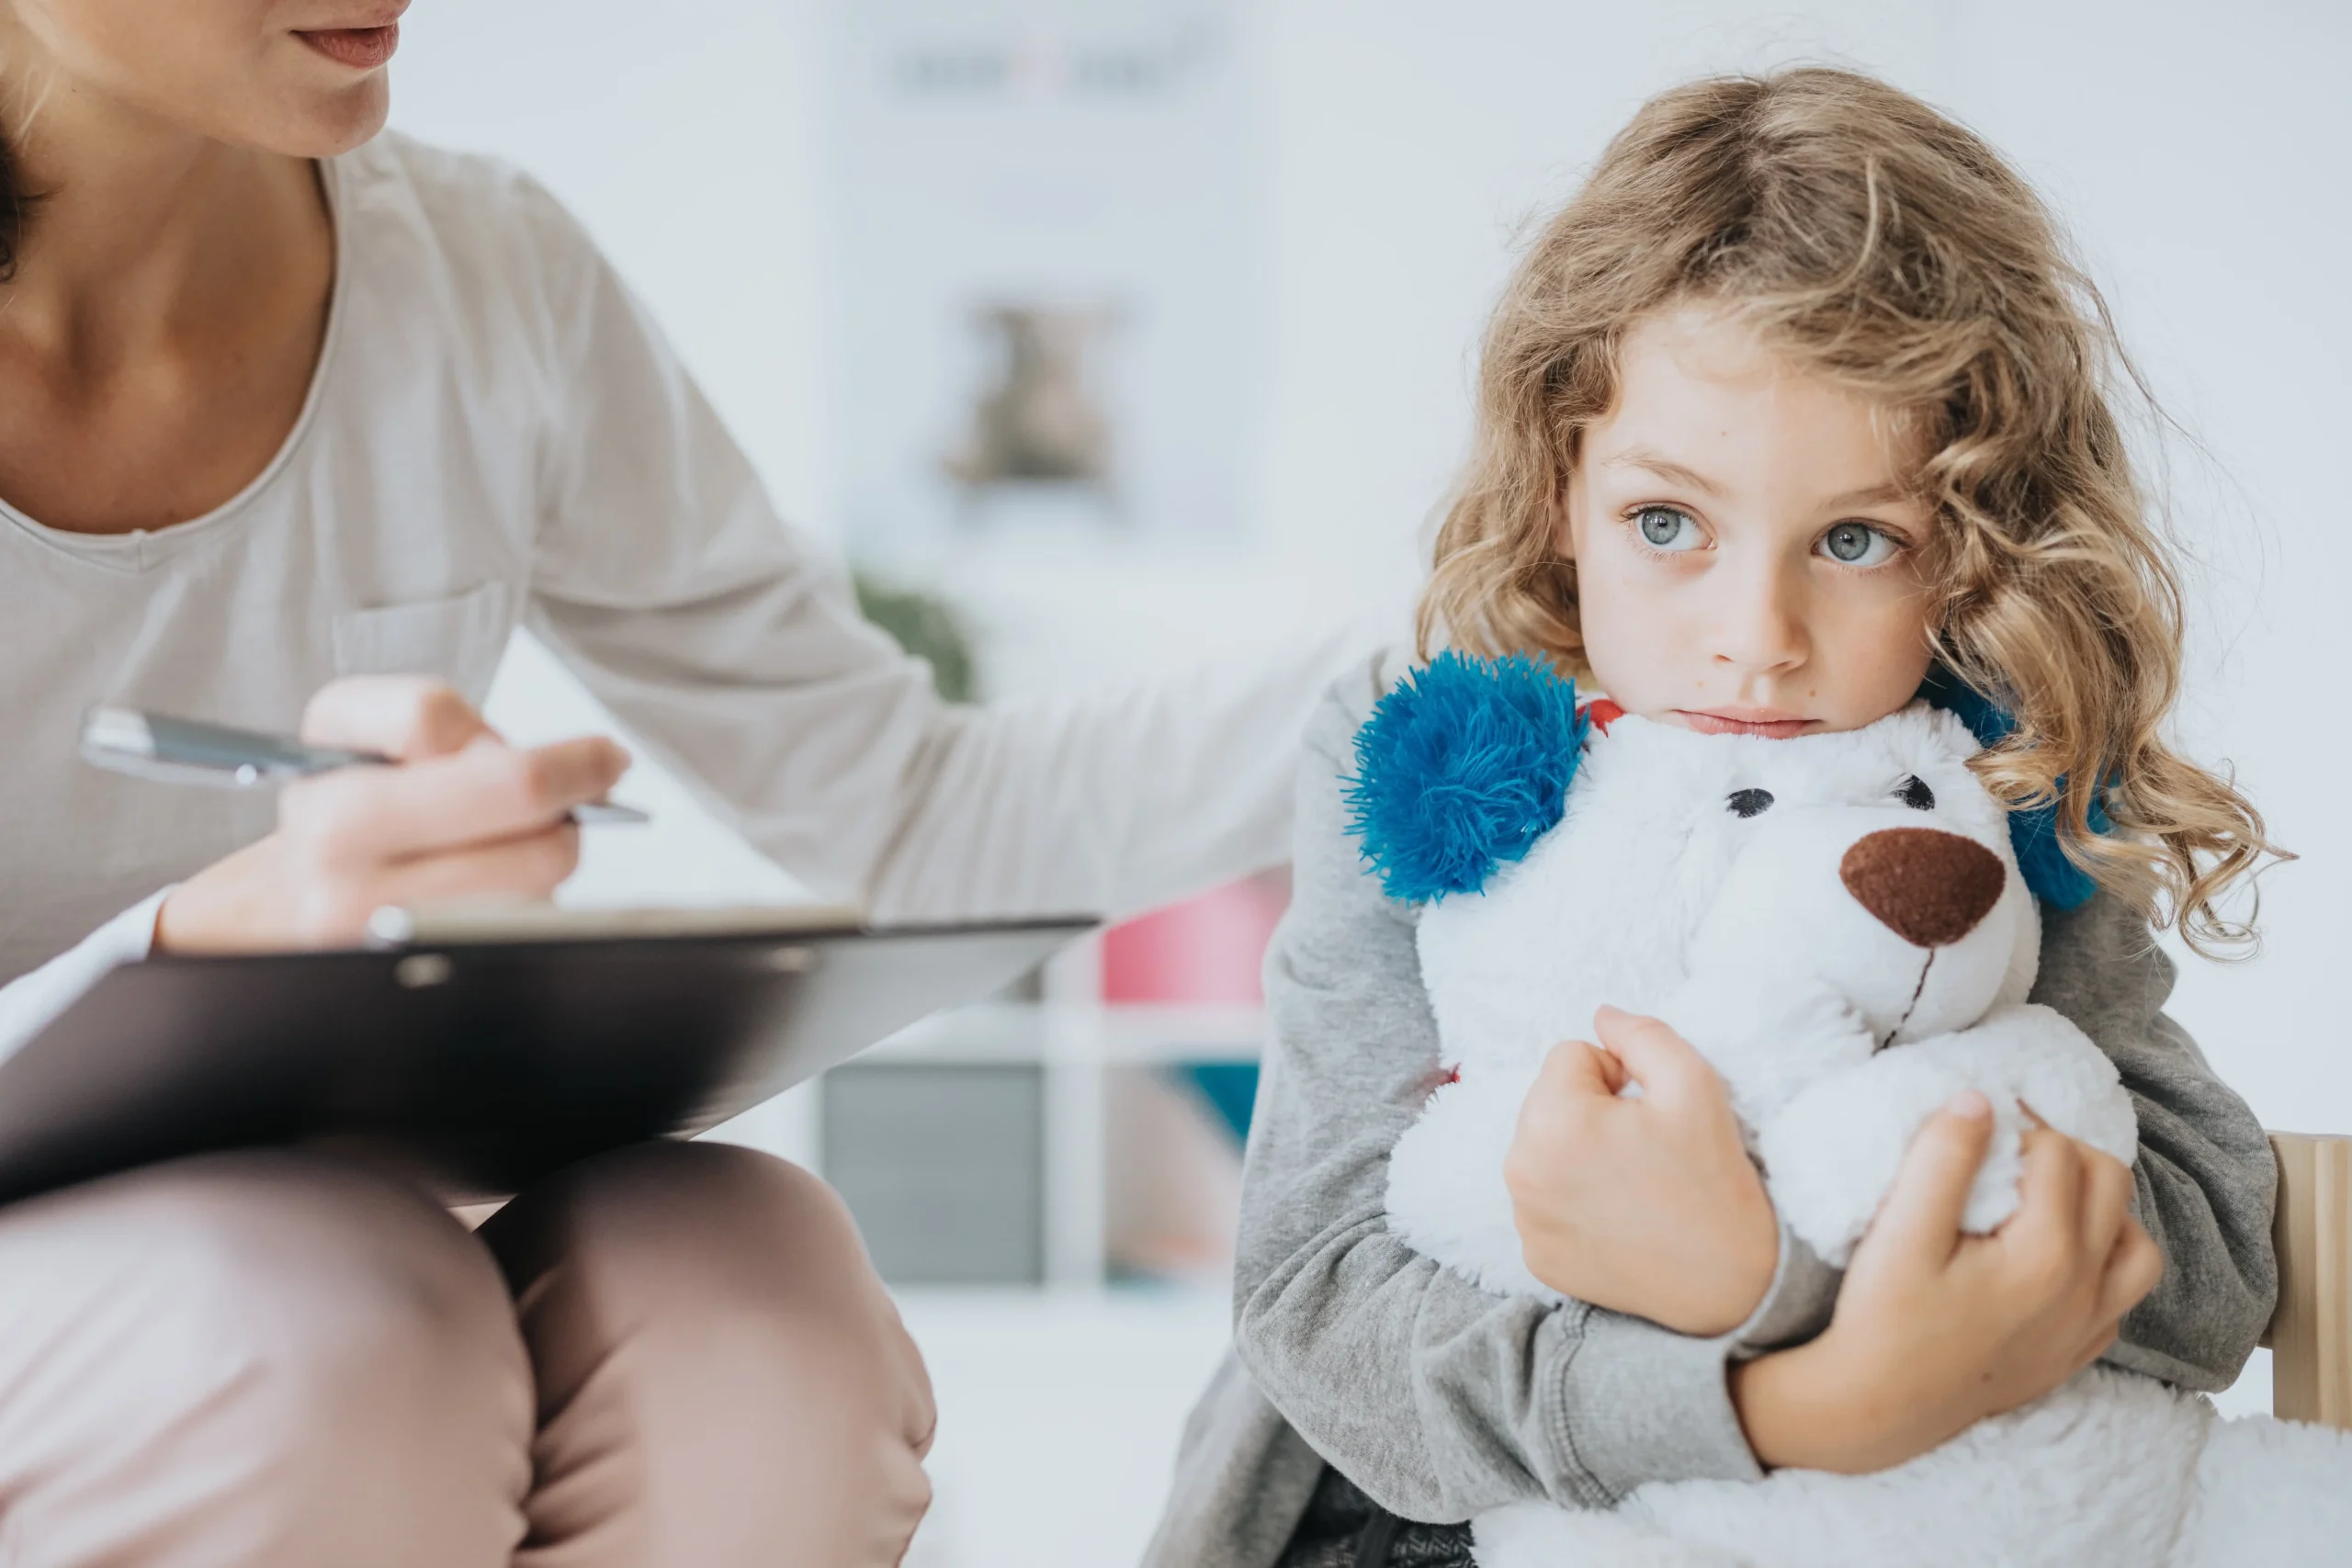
0;1141;931;1568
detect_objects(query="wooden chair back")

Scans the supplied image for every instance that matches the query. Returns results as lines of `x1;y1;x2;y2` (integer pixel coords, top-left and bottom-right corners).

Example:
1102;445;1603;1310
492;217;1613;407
2266;1132;2351;1427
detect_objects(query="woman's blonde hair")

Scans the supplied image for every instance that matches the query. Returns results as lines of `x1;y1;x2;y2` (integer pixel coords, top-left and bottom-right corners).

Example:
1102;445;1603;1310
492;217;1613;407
1419;66;2276;953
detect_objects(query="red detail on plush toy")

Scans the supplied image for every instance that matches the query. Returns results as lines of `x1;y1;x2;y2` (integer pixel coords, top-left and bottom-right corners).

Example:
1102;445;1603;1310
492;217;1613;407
1414;1063;1464;1100
1582;699;1625;734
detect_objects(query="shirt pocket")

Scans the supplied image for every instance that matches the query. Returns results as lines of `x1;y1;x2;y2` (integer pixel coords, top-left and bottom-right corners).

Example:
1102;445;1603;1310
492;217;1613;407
331;581;516;702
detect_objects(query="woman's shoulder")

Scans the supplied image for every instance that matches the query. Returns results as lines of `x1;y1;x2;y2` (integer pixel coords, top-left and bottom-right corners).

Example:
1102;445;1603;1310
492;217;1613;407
339;131;583;236
332;132;607;324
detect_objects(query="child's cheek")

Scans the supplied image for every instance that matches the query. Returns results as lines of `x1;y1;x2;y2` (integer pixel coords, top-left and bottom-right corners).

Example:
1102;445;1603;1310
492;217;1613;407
1576;555;1683;709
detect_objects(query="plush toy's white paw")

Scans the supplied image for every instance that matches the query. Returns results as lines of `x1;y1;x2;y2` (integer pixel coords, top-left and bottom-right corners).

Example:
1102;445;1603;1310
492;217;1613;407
1757;1005;2137;1265
1385;1059;1558;1302
2171;1410;2352;1568
1473;1501;1749;1568
1757;1048;2026;1264
1959;1003;2137;1167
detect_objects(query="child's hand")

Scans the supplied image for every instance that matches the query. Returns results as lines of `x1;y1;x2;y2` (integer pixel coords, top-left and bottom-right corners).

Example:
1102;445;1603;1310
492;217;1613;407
1729;1090;2162;1474
1504;1006;1781;1337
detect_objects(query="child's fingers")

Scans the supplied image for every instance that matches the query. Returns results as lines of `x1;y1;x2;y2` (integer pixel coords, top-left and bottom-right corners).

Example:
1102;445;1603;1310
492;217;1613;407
2067;1322;2122;1378
1868;1091;1996;1269
2075;1144;2136;1260
1593;1044;1631;1095
1532;1039;1624;1105
1592;1006;1715;1106
2093;1219;2165;1324
2002;1127;2089;1258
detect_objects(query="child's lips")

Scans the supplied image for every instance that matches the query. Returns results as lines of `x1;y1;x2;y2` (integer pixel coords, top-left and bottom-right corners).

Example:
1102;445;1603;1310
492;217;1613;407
1671;708;1818;739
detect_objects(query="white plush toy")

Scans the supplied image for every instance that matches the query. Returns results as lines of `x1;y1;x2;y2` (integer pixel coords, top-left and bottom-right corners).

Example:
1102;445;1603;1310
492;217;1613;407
1343;653;2352;1568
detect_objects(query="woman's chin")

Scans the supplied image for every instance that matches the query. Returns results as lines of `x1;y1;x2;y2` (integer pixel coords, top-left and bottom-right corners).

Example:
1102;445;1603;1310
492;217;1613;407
272;76;393;159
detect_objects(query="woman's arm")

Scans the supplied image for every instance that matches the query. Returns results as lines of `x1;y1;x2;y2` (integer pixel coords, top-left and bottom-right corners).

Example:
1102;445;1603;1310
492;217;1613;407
2032;895;2278;1389
1230;659;1838;1519
0;894;172;1062
505;178;1367;924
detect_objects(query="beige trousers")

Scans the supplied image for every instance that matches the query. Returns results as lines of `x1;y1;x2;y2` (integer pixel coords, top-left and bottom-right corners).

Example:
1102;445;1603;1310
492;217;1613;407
0;1143;936;1567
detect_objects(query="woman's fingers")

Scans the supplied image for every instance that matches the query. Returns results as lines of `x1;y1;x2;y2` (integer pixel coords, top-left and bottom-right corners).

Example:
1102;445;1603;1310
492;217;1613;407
300;675;495;761
1868;1091;1996;1269
158;681;626;954
284;734;631;863
371;822;584;910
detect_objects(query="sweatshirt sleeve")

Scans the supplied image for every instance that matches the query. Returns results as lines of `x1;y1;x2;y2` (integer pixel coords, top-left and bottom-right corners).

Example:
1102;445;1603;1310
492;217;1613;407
2030;896;2278;1391
1231;659;1839;1521
0;891;171;1065
503;175;1372;925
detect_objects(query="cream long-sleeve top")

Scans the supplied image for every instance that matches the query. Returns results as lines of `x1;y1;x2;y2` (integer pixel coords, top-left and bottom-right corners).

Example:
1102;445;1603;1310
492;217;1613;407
0;131;1363;1058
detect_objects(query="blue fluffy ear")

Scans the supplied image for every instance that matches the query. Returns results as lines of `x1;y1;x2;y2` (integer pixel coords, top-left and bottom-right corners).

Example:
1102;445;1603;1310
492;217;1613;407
1344;651;1589;903
1918;667;2104;910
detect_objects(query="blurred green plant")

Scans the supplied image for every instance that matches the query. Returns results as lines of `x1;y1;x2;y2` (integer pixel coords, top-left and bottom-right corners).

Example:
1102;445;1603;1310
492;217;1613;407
853;570;978;704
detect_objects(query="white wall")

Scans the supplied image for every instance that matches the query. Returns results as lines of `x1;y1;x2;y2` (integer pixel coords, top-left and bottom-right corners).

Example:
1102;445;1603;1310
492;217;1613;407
390;1;2352;1128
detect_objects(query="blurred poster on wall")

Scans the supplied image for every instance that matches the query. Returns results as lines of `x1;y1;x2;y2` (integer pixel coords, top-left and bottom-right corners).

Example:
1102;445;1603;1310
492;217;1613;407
829;0;1265;566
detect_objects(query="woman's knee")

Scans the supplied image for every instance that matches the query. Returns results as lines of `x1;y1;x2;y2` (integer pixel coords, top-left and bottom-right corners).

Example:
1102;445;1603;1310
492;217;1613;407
486;1142;936;1566
494;1140;932;1430
0;1152;531;1564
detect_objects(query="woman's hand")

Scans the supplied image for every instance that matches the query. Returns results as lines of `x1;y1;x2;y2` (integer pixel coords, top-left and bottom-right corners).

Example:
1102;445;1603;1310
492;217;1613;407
1505;1006;1781;1337
156;676;631;953
1730;1090;2163;1474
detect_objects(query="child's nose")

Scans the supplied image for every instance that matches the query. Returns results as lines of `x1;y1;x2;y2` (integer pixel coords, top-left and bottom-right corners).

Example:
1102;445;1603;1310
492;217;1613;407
1709;557;1809;674
1838;828;2007;947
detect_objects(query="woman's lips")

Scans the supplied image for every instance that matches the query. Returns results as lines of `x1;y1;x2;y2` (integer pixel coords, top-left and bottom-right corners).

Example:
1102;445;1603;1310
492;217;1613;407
298;24;400;70
1671;709;1817;739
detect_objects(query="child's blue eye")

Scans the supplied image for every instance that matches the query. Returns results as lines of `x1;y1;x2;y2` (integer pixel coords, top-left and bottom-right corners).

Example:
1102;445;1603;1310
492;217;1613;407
1820;522;1899;567
1634;506;1702;553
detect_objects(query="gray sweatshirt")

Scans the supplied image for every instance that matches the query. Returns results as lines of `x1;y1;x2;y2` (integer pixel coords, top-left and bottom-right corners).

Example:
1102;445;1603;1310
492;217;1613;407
1143;652;2279;1568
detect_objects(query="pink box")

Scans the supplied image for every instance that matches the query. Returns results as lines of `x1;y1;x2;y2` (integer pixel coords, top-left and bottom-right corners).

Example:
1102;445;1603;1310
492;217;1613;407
1099;867;1291;1004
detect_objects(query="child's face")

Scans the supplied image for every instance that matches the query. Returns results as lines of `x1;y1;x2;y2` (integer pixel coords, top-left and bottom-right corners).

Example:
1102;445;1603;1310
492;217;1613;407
1561;307;1937;738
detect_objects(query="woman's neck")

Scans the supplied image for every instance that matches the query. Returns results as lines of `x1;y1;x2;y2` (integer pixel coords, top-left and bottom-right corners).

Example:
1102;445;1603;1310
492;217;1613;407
0;48;329;373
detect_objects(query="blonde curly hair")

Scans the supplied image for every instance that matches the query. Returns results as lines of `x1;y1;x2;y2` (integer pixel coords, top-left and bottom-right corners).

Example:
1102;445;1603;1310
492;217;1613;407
1418;66;2277;954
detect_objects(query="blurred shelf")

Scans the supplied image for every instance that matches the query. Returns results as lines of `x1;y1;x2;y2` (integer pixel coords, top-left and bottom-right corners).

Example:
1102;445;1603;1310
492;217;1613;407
815;1002;1262;1294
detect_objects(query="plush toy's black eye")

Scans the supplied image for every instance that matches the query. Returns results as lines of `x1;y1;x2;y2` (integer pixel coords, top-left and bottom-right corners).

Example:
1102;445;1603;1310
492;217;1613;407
1727;788;1774;818
1896;774;1936;811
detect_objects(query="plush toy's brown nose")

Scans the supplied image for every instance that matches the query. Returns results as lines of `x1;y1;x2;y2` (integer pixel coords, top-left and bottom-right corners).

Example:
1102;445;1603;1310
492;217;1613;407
1838;829;2006;948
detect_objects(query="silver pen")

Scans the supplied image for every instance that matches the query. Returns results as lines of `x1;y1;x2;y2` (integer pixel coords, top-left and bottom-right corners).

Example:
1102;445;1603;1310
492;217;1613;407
79;706;650;825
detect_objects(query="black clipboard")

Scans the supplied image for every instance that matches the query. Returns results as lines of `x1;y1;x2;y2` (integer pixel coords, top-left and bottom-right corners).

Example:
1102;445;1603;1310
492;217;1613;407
0;909;1094;1204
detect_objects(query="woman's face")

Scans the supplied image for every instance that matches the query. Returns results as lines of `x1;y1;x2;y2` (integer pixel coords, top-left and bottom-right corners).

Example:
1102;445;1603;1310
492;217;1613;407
1561;306;1939;738
4;0;403;155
